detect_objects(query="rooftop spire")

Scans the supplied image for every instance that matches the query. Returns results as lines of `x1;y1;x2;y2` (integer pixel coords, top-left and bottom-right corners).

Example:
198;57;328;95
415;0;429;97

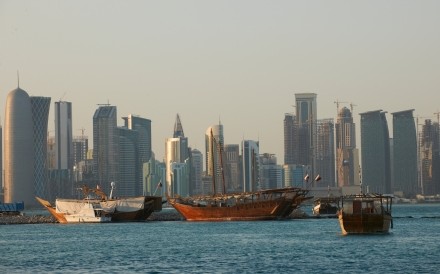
173;113;185;138
17;70;20;88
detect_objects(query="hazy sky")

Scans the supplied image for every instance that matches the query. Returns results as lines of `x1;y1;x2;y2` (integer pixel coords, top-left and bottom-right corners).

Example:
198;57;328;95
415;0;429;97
1;1;439;162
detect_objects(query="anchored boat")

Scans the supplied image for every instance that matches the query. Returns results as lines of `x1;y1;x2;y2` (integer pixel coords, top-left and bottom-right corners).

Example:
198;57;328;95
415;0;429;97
168;187;311;221
168;129;312;221
36;183;162;223
337;194;393;235
312;197;339;217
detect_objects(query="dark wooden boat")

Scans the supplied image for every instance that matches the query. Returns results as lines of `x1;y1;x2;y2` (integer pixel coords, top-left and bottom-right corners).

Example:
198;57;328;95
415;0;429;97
168;129;311;221
168;187;311;221
337;194;393;235
312;197;339;217
36;184;162;223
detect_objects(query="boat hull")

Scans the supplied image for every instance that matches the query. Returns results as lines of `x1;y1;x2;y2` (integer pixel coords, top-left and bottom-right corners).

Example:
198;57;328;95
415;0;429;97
171;200;291;221
338;212;392;235
65;215;111;223
36;196;162;223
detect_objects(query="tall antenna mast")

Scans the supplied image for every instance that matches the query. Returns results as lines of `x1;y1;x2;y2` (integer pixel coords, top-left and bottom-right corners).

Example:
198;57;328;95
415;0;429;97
17;71;20;88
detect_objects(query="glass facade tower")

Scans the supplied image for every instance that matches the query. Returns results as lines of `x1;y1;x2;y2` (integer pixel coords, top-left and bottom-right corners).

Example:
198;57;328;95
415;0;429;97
360;110;391;194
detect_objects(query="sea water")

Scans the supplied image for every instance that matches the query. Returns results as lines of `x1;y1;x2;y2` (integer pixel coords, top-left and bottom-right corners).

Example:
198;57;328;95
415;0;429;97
1;204;440;273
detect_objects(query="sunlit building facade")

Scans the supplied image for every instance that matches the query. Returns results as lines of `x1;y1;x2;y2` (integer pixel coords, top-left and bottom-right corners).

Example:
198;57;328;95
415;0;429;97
4;87;34;207
335;107;359;187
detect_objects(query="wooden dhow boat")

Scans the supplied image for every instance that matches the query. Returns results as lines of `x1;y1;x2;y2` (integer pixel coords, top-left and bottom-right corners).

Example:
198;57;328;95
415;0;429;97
312;197;339;217
337;193;393;235
168;187;311;221
168;129;311;221
36;183;162;223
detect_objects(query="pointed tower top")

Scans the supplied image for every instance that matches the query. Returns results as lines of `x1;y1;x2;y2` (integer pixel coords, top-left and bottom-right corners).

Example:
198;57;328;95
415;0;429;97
173;113;185;138
17;70;20;88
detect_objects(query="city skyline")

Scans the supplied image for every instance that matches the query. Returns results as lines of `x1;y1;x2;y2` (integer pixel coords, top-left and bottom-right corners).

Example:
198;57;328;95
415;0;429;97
1;1;439;162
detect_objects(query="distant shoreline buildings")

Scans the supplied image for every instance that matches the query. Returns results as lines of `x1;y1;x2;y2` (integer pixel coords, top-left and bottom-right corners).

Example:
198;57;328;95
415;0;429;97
1;86;439;207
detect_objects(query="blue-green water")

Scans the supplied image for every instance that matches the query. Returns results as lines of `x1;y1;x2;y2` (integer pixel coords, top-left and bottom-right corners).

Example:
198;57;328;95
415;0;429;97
1;204;440;273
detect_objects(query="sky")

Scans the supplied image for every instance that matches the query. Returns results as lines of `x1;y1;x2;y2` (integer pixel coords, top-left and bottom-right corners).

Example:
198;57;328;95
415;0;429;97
1;0;439;163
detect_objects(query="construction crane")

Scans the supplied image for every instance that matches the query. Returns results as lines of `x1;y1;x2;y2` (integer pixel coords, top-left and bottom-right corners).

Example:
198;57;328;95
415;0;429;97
334;100;348;114
59;92;67;102
434;111;440;124
77;128;86;140
350;103;357;113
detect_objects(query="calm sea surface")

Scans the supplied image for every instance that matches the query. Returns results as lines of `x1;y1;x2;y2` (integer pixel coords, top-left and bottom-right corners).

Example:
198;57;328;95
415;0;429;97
1;204;440;273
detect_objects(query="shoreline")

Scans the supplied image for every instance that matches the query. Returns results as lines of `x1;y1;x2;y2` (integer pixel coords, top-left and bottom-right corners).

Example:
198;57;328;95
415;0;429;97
0;208;311;225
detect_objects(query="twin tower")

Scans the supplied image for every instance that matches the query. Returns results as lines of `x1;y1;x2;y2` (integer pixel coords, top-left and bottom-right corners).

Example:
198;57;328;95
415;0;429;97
3;86;51;208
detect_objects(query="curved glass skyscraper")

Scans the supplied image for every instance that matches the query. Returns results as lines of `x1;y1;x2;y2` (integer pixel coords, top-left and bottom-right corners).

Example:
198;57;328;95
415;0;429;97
4;87;34;207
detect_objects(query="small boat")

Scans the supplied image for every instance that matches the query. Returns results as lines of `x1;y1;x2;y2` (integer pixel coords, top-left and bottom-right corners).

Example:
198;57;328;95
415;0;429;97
312;197;339;217
337;194;393;235
64;202;111;223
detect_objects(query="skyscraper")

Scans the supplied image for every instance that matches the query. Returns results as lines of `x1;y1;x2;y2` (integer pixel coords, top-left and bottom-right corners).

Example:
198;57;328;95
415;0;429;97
93;105;119;195
335;107;360;187
122;114;153;195
242;140;259;192
419;119;440;195
30;96;51;201
118;127;139;196
122;114;152;165
224;144;241;192
392;110;418;198
259;153;282;189
360;110;391;194
284;113;298;165
205;124;225;194
315;119;335;187
295;93;317;174
172;114;189;162
165;114;190;196
190;149;203;195
54;101;73;170
72;134;88;168
4;87;34;207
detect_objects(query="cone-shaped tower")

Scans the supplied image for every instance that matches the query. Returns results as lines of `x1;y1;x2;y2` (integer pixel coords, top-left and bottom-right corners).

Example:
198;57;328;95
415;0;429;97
4;87;34;207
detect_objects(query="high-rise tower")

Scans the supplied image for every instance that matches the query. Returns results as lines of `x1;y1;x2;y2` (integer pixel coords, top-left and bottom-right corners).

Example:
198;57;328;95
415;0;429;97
30;96;51;201
392;110;418;197
335;107;360;187
295;93;317;174
118;126;139;196
360;110;391;194
122;114;152;195
283;113;298;165
4;87;34;207
55;101;73;170
419;119;440;195
242;140;259;192
165;114;190;196
122;114;152;165
205;124;225;194
93;105;118;195
315;118;335;187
